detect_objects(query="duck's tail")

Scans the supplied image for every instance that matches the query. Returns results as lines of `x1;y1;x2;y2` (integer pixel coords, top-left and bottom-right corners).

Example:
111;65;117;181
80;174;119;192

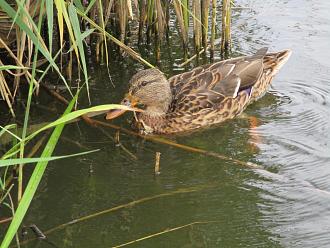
263;49;292;75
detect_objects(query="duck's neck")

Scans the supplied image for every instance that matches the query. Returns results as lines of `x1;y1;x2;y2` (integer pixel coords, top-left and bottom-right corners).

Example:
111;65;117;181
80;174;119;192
137;106;168;133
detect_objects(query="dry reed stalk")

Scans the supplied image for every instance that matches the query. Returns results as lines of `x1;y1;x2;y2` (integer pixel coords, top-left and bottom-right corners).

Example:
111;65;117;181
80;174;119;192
0;59;15;117
97;0;109;65
153;0;166;62
164;0;170;37
0;6;16;48
210;0;217;59
91;120;262;169
155;0;165;41
154;152;161;175
126;0;134;20
0;38;38;87
26;131;50;158
192;0;202;52
95;0;104;62
66;48;73;80
118;0;127;39
113;221;218;247
60;136;91;150
146;0;155;43
14;0;31;94
115;130;120;145
96;126;138;160
18;185;214;246
138;0;147;43
0;217;13;225
173;0;188;49
179;47;205;67
178;38;221;67
201;0;209;49
104;0;115;24
221;0;232;55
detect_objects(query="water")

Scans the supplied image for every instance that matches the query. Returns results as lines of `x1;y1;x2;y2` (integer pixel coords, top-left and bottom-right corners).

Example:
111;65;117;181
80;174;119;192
1;0;330;247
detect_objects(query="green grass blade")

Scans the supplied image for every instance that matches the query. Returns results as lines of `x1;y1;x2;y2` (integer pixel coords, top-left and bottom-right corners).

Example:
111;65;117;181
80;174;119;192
1;104;133;160
73;0;84;11
80;29;95;41
61;1;81;64
0;149;99;167
0;92;77;248
182;0;189;30
46;0;54;56
0;125;21;141
68;3;90;103
26;104;133;140
97;0;109;67
17;0;46;202
84;0;97;14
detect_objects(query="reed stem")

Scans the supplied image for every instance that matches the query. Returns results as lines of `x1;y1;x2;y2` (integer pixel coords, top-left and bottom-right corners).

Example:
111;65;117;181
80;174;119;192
193;0;202;52
221;0;232;56
210;0;217;59
201;0;209;49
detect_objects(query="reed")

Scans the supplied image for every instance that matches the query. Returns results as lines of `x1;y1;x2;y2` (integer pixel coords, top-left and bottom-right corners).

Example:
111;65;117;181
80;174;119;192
221;0;232;56
154;152;161;175
201;0;209;49
182;0;189;31
173;0;188;50
210;0;217;59
192;0;202;52
138;0;146;43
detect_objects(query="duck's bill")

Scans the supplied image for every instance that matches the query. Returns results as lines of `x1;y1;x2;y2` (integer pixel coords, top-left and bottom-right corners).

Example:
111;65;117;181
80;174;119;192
105;96;141;120
105;108;127;120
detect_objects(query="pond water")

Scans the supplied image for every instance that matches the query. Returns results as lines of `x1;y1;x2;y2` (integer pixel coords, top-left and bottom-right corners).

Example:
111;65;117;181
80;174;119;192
1;0;330;247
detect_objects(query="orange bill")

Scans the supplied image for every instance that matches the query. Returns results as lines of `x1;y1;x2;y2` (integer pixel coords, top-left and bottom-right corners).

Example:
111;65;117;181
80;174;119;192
105;109;127;120
105;94;140;120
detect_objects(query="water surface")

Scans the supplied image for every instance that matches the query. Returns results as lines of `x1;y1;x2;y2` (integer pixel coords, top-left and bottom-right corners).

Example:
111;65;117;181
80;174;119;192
1;0;330;247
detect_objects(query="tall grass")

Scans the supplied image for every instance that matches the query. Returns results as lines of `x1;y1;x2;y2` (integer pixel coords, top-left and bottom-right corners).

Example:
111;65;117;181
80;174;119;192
0;1;145;247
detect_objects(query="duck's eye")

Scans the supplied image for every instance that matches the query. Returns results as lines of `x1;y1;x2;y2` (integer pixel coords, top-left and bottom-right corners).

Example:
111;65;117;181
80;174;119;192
141;81;148;87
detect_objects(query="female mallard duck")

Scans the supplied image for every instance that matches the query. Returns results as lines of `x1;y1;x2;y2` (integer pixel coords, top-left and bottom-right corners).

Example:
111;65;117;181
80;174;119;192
106;48;291;134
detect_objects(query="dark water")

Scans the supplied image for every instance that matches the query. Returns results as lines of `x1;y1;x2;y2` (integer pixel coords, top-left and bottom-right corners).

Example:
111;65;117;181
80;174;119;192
2;0;330;247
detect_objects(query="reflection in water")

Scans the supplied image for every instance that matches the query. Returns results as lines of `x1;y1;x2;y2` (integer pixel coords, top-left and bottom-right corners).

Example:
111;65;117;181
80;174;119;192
1;0;330;247
247;116;262;153
237;0;330;247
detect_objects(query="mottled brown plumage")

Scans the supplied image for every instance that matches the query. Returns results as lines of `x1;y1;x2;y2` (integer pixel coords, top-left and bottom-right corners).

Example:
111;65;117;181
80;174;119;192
106;48;291;134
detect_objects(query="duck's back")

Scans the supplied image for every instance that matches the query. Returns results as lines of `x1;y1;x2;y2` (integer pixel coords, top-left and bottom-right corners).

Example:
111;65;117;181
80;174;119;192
160;48;291;133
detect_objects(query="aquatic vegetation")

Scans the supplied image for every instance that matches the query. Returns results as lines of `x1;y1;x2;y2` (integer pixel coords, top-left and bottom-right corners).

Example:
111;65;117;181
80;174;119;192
0;0;236;247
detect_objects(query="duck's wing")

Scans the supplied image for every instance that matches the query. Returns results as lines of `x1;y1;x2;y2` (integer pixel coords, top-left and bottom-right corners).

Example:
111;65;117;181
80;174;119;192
169;48;268;114
211;47;268;93
168;66;205;96
168;70;230;115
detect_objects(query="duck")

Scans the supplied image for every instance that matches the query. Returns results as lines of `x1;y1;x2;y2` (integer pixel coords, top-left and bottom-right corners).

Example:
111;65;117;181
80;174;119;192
106;47;291;134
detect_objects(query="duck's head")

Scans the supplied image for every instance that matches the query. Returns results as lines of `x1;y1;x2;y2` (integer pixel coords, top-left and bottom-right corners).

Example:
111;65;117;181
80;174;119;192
106;68;172;120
